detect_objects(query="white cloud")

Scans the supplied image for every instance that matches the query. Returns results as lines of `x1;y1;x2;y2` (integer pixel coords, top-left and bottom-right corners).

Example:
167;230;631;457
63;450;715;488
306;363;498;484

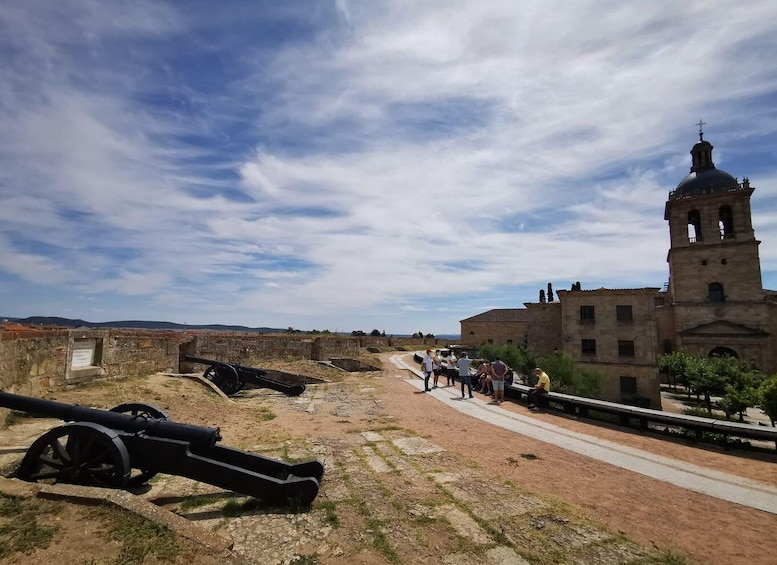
1;1;777;334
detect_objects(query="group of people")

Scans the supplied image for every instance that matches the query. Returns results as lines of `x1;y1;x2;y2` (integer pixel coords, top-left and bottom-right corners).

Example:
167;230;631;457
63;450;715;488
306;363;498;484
421;349;550;410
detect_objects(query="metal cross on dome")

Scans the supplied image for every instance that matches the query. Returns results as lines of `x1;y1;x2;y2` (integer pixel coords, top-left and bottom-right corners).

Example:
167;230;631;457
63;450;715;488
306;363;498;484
696;119;706;141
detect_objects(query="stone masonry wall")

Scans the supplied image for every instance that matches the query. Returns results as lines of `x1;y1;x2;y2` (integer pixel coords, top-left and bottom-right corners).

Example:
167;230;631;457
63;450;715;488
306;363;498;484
0;329;69;395
459;320;527;347
525;302;562;356
1;327;446;409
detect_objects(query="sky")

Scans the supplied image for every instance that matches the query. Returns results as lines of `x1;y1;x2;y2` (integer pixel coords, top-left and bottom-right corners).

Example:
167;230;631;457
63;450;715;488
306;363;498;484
2;1;777;336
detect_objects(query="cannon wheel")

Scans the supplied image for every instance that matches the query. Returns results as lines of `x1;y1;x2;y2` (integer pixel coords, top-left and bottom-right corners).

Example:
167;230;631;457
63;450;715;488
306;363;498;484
110;402;169;486
110;402;169;420
204;363;243;396
16;422;131;489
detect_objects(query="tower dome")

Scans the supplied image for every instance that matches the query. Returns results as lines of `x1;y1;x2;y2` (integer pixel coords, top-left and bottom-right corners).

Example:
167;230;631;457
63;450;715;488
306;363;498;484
671;129;739;199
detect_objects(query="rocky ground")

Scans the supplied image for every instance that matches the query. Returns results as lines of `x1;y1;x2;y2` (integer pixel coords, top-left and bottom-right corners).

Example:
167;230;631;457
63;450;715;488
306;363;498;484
1;352;776;564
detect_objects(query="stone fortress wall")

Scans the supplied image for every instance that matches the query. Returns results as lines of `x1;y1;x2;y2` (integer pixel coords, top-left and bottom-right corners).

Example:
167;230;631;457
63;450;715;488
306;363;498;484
0;325;450;399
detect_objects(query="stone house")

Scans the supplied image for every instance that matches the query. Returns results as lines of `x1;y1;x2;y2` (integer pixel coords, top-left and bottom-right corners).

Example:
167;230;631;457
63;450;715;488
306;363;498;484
460;131;777;408
460;309;529;348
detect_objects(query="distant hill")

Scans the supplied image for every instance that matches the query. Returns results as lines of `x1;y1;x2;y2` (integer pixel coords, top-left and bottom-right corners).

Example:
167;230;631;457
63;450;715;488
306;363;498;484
1;316;460;338
1;316;282;333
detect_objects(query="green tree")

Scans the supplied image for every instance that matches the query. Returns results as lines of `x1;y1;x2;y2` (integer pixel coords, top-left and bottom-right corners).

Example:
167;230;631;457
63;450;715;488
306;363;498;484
476;343;523;374
711;355;761;421
686;355;728;413
370;329;381;337
718;384;758;421
758;375;777;427
658;351;693;391
537;353;602;397
515;343;538;380
475;344;601;396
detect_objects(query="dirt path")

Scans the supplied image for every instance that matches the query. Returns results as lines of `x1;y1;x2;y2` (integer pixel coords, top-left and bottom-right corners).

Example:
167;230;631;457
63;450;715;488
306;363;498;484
2;352;776;564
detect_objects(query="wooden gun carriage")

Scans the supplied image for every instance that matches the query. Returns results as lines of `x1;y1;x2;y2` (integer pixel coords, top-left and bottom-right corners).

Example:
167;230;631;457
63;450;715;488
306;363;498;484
184;355;306;397
1;391;323;506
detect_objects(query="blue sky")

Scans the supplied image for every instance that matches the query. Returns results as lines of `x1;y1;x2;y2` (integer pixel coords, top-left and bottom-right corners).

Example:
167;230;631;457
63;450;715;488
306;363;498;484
2;1;777;335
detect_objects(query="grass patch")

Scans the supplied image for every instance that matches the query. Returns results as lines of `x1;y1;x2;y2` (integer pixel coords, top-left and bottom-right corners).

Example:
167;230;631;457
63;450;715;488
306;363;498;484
413;514;438;526
0;494;58;559
92;503;179;565
277;442;315;463
682;407;727;420
289;555;322;565
631;549;689;564
370;425;404;432
316;500;340;527
222;497;266;517
365;517;401;563
179;492;234;511
3;410;33;428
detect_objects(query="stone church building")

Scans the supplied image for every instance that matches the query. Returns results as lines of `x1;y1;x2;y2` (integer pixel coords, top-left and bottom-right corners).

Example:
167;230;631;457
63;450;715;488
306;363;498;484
460;131;777;408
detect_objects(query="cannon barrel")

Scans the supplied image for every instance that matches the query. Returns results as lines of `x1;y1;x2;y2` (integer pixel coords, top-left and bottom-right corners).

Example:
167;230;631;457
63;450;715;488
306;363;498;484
0;391;221;447
184;355;267;376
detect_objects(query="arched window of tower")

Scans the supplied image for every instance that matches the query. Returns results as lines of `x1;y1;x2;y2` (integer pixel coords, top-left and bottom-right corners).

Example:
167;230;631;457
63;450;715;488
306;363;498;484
719;205;734;239
708;282;725;302
687;210;702;243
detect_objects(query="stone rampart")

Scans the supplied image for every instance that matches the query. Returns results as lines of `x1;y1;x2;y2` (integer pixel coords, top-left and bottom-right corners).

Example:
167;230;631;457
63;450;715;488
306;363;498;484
1;327;452;402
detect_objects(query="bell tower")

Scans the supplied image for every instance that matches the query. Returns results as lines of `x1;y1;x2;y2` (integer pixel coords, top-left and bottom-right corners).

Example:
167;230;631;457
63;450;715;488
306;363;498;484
664;125;763;304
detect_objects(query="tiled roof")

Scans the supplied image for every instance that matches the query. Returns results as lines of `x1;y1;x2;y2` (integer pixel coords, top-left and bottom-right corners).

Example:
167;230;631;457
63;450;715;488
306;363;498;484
460;308;529;323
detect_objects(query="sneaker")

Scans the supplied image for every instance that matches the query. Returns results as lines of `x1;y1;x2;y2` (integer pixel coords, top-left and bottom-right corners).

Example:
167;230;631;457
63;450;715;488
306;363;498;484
527;404;535;409
531;406;541;412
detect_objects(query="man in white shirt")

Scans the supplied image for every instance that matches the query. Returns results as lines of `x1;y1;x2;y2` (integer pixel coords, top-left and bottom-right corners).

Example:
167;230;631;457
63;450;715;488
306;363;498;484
421;349;436;392
445;352;458;386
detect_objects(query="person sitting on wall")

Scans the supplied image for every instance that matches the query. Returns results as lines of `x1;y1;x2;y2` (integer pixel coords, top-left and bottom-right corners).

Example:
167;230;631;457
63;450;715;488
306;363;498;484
528;367;550;411
474;361;492;395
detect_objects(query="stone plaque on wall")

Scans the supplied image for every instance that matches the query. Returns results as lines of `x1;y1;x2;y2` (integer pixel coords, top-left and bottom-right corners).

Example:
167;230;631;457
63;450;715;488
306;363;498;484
71;339;96;368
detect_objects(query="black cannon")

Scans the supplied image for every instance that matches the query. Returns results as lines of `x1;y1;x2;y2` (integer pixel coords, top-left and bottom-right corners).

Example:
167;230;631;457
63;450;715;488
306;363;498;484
184;355;306;397
1;391;324;507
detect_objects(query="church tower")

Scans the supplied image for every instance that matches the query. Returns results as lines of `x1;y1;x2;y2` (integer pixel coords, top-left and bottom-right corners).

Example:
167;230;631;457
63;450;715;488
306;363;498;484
664;128;763;304
660;124;773;368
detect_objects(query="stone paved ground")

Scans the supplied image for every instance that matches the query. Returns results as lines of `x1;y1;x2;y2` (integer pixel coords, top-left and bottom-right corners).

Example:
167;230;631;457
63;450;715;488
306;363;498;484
128;378;668;565
144;429;659;564
3;354;775;564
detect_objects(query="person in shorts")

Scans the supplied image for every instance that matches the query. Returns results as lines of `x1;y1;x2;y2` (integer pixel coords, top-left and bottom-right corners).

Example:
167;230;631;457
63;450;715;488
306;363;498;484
432;350;443;388
490;356;508;404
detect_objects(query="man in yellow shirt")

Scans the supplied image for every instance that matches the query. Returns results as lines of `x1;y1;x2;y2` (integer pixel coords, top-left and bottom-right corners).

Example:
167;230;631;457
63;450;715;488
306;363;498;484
528;367;550;411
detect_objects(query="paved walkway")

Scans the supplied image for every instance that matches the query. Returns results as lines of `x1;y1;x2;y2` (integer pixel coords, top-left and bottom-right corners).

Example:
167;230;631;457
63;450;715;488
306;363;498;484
390;354;777;516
